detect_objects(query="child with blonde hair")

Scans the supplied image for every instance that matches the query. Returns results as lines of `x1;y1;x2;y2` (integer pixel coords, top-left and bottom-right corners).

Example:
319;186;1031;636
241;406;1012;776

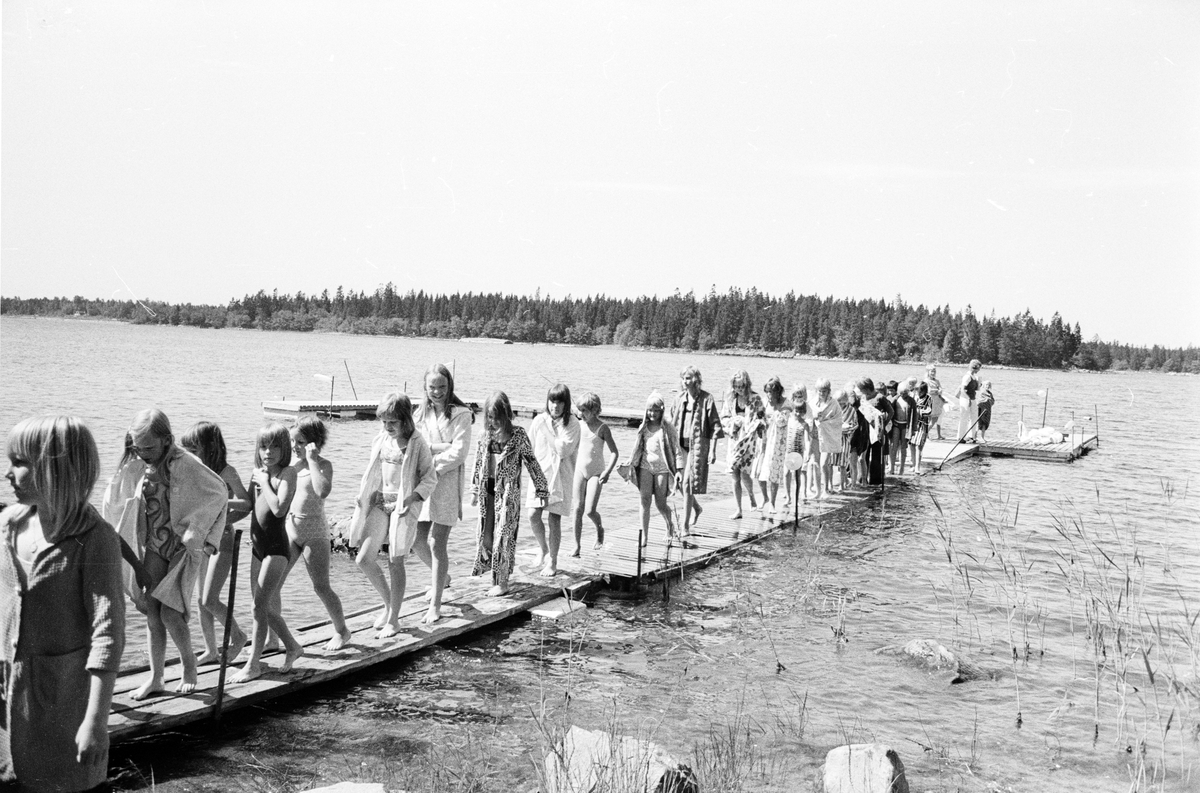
349;394;437;638
571;392;619;555
627;391;680;546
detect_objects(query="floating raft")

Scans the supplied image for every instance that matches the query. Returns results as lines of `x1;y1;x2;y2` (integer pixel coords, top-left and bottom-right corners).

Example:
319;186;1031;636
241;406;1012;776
923;430;1098;467
262;397;644;426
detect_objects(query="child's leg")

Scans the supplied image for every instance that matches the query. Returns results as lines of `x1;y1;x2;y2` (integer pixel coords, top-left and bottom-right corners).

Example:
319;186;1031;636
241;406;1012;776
378;554;407;638
637;469;654;545
528;506;548;567
354;510;391;627
570;473;587;556
542;512;562;575
422;522;453;624
731;468;745;518
584;476;605;547
766;481;778;510
412;521;452;592
301;539;351;649
653;477;674;535
160;598;198;693
741;470;759;508
198;542;244;663
131;552;169;700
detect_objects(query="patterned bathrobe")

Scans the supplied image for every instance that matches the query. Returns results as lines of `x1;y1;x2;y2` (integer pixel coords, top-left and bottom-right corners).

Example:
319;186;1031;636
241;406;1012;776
470;426;549;588
668;389;725;495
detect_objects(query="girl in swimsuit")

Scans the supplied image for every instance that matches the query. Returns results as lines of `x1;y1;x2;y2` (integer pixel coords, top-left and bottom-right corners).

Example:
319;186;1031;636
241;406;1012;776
287;418;351;650
232;423;303;683
350;394;437;639
180;421;252;665
570;392;619;557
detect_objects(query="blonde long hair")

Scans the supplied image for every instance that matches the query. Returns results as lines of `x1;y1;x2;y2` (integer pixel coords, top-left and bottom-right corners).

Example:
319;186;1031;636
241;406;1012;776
6;416;100;534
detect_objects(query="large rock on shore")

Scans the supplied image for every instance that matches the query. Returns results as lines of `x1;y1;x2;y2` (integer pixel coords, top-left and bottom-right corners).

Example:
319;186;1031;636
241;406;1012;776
545;725;699;793
823;744;909;793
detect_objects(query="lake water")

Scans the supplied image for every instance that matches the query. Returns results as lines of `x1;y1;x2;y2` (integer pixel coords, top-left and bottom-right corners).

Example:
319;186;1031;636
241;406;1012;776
2;316;1198;792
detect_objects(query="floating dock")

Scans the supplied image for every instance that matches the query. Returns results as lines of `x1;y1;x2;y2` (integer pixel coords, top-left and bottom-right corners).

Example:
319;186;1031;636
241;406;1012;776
922;429;1098;467
262;397;645;426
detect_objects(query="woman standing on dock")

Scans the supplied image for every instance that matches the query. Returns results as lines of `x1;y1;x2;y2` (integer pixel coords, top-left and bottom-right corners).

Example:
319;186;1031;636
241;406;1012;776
721;370;763;519
2;416;125;793
668;366;724;533
103;409;227;700
957;360;983;443
527;383;579;576
924;364;950;440
413;363;473;624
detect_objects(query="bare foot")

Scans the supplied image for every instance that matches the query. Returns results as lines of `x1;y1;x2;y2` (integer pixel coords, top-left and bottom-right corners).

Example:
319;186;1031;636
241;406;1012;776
539;564;558;577
226;627;248;658
196;650;221;666
175;673;197;695
265;638;282;653
280;645;304;673
130;676;164;701
373;608;389;630
325;628;353;651
532;552;546;570
376;623;401;639
230;662;262;684
593;539;604;550
423;577;452;601
487;585;509;597
730;511;743;520
693;503;703;524
420;605;442;625
570;547;581;558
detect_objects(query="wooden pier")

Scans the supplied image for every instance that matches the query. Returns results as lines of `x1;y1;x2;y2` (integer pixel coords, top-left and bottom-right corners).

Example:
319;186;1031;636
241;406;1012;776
107;494;841;742
263;397;644;427
109;417;1097;741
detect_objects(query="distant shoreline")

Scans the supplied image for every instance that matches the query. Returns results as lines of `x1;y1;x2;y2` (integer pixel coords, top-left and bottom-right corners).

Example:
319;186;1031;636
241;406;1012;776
5;314;1191;377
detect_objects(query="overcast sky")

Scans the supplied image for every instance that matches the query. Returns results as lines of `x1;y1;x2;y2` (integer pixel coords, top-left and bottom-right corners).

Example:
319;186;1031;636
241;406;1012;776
3;1;1197;346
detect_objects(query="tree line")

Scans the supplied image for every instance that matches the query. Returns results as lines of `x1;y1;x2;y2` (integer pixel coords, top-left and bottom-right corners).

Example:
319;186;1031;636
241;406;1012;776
2;285;1195;373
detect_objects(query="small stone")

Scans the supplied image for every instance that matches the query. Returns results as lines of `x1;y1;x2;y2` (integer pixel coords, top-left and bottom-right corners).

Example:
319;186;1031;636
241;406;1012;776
823;743;909;793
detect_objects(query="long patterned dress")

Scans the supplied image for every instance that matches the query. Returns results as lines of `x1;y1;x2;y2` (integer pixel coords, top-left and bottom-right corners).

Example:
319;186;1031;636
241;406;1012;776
753;402;791;485
470;426;549;589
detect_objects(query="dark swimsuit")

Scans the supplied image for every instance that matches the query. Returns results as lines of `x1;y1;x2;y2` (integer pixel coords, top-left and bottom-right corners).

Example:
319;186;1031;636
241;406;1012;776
251;482;291;560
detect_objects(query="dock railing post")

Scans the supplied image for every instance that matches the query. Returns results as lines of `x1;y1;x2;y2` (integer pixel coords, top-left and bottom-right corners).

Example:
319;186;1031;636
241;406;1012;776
213;528;244;730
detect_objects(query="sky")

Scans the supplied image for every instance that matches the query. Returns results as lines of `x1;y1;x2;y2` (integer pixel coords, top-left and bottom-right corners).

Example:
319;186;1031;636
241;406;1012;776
3;1;1198;347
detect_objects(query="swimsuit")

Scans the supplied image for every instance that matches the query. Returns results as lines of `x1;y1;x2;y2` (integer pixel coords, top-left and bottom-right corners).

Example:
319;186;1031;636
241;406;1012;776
287;468;329;545
577;423;606;479
251;481;291;560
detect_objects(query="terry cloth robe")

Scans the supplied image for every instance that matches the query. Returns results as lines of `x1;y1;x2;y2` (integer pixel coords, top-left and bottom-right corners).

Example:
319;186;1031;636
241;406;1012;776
1;505;125;791
348;431;438;558
628;418;680;491
102;446;227;615
814;397;843;458
527;412;580;516
416;404;474;526
668;389;724;495
469;427;549;588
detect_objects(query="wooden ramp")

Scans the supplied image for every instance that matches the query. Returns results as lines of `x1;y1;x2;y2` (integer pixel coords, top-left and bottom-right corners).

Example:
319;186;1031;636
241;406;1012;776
263;397;643;427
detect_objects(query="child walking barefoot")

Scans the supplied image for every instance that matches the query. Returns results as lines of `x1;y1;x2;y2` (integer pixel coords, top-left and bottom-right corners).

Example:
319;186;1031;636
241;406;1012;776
527;384;580;576
786;385;817;507
571;393;618;556
348;394;438;639
232;424;303;683
180;422;251;665
911;382;933;471
470;392;548;596
287;418;352;650
628;392;680;546
752;377;790;516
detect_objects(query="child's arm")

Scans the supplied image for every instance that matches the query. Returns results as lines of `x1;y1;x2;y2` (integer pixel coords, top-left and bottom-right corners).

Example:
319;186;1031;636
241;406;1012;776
305;447;334;499
520;431;549;503
253;467;297;517
431;409;473;474
404;439;438;512
599;425;620;484
223;466;252;523
117;536;151;591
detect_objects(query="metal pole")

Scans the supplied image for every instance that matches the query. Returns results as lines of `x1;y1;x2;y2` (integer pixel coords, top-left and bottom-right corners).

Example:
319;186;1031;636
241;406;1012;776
1041;389;1049;429
343;359;358;399
213;528;244;729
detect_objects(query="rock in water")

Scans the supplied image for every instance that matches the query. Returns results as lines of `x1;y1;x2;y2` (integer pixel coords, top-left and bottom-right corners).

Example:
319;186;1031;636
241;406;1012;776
823;744;909;793
545;725;698;793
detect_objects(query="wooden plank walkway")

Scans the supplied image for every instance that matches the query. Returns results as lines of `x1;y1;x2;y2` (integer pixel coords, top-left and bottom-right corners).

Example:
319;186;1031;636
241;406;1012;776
107;490;863;742
922;431;1098;468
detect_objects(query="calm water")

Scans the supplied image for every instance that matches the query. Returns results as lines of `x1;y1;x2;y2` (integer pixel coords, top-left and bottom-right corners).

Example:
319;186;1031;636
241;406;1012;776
2;317;1198;792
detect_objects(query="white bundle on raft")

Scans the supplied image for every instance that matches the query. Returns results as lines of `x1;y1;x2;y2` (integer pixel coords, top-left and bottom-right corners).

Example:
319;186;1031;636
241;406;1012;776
1017;421;1064;445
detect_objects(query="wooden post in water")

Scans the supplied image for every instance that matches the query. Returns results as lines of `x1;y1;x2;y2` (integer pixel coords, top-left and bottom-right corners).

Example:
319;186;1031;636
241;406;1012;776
1019;405;1024;440
213;528;244;730
329;375;335;418
1095;404;1100;447
343;359;358;399
1041;388;1049;429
